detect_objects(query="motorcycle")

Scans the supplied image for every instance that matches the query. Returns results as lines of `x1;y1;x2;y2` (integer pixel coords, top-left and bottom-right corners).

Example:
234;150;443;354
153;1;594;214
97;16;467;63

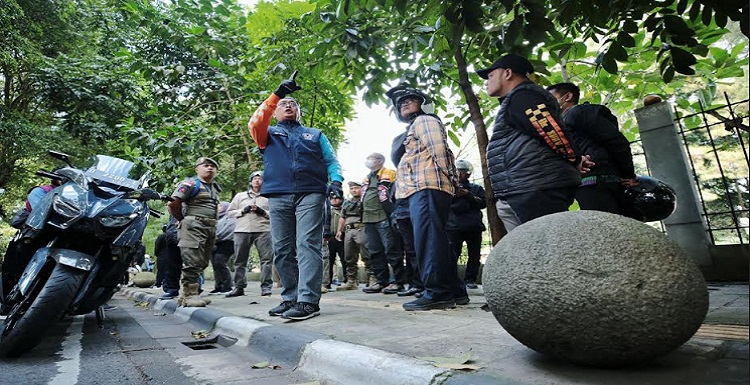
0;150;170;357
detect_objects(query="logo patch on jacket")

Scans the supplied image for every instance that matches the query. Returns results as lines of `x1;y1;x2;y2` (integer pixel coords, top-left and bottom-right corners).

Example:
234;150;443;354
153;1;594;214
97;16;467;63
302;133;314;140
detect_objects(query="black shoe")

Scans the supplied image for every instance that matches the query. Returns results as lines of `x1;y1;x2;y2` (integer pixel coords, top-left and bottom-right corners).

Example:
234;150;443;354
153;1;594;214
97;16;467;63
403;296;456;311
455;296;470;305
159;291;178;300
397;287;423;297
269;301;296;316
225;288;245;298
209;287;232;295
261;288;272;296
362;283;384;293
465;281;479;289
281;302;320;320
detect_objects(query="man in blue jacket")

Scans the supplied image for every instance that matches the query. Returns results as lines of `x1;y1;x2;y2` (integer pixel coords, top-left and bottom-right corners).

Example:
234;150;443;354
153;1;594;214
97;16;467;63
247;74;343;321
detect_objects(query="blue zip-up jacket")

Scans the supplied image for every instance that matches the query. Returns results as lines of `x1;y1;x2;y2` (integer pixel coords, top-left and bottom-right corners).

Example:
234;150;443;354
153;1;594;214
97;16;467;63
248;94;343;195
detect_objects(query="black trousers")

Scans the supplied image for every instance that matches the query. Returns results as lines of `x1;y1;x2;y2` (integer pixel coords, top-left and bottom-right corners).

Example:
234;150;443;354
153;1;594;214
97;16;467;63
327;238;346;282
576;183;640;220
447;230;483;283
396;217;423;290
162;243;183;292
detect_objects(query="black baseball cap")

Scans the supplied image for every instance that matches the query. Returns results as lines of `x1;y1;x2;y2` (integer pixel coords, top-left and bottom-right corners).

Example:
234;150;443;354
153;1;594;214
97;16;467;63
476;53;534;79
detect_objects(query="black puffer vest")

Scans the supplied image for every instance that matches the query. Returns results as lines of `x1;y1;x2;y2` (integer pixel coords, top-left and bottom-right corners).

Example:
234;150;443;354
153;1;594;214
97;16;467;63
486;82;581;198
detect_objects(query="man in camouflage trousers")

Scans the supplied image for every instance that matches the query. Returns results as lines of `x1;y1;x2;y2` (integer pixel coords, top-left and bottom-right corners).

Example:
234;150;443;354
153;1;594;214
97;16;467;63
335;181;370;290
167;157;221;307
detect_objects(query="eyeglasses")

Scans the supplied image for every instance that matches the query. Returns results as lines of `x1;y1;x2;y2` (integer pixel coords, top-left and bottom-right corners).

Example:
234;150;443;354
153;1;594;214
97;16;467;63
278;101;298;108
399;98;421;108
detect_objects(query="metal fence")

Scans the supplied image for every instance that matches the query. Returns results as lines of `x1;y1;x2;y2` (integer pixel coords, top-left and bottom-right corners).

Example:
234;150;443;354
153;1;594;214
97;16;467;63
668;94;749;245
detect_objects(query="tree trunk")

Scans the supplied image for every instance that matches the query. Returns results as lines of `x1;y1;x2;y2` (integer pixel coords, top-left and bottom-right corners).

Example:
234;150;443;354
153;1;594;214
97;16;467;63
453;45;506;245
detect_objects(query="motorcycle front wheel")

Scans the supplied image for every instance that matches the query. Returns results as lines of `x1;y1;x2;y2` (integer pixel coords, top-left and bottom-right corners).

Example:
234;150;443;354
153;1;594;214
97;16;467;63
0;263;84;358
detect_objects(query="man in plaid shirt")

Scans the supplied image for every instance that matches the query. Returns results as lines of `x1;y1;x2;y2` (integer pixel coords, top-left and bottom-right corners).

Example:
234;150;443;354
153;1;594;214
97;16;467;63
387;84;469;311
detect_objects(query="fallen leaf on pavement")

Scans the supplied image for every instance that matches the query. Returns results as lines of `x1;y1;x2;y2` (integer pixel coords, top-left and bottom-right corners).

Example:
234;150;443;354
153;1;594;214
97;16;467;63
134;301;149;308
252;361;270;369
249;301;259;305
153;312;166;316
417;353;473;365
435;363;482;371
190;330;209;339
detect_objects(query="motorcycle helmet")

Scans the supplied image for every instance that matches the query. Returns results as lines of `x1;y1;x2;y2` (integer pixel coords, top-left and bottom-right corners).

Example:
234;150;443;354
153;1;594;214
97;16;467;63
455;159;474;174
621;176;677;222
385;84;435;123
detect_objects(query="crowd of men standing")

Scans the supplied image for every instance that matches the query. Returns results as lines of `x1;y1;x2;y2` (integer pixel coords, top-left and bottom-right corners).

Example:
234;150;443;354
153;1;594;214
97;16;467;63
152;52;637;320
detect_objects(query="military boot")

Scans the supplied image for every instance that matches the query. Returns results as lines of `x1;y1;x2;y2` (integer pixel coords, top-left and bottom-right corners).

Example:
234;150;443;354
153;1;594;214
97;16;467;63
181;283;212;307
339;276;358;290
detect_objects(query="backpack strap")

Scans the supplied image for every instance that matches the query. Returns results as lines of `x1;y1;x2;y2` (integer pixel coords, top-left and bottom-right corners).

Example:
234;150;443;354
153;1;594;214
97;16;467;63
185;178;202;202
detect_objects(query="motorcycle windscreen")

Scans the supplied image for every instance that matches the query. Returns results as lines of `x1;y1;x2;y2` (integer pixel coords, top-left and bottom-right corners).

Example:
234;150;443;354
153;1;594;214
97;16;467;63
84;155;142;191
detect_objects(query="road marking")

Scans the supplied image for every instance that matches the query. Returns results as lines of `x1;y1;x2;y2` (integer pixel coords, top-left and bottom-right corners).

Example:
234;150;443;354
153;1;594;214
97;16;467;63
695;324;749;341
49;316;84;385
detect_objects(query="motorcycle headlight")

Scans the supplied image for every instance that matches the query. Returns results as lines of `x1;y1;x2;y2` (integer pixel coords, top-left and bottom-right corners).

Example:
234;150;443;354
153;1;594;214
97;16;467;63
53;195;82;218
99;213;138;228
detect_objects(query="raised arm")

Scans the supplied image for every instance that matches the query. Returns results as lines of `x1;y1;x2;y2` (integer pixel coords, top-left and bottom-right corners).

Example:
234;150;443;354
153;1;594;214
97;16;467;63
247;94;281;149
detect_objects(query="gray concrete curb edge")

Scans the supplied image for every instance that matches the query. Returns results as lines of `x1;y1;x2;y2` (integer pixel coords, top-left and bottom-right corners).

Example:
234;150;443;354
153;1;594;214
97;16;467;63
120;288;456;385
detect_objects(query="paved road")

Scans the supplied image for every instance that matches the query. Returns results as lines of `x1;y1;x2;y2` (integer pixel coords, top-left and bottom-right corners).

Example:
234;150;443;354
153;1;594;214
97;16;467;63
0;297;312;385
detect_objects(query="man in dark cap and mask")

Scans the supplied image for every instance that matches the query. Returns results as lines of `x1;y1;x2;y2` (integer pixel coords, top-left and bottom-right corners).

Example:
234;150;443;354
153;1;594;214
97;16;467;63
477;53;591;232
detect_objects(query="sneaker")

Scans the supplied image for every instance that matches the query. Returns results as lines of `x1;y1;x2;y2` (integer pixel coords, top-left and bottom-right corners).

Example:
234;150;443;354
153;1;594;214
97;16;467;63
331;278;342;286
225;288;245;298
209;288;232;295
321;286;329;294
261;288;272;296
269;301;296;316
362;283;384;294
281;302;320;321
382;283;404;295
465;281;479;290
455;296;470;305
397;287;423;297
402;296;456;311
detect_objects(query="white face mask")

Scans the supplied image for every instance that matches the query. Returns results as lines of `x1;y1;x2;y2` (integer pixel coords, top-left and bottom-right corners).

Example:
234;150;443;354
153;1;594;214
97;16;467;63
365;158;383;171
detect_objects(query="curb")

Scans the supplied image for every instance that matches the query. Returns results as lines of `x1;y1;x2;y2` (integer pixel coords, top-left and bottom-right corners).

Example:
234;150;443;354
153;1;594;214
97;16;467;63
120;288;453;385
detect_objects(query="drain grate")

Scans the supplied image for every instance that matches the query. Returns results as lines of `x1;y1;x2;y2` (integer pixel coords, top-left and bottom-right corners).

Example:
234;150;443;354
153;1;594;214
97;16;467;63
694;324;749;341
182;336;219;350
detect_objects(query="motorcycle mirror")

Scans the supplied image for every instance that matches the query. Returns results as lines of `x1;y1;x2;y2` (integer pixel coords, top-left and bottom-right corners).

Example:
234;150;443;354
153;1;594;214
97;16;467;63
48;150;74;168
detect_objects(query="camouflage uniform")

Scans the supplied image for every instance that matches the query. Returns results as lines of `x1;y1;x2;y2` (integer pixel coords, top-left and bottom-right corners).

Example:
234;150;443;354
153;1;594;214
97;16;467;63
340;197;369;284
172;178;220;287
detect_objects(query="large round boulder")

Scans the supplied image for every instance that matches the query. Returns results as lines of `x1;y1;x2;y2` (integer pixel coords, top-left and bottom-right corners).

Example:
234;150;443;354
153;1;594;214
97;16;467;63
132;272;156;288
484;210;708;367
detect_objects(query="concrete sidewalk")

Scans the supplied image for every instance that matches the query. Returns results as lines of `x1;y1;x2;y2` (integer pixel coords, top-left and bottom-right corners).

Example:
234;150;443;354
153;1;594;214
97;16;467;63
119;282;748;385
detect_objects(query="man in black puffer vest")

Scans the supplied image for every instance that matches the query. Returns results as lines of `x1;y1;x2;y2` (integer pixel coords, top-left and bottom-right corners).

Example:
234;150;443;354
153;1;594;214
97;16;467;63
547;82;640;218
477;54;590;232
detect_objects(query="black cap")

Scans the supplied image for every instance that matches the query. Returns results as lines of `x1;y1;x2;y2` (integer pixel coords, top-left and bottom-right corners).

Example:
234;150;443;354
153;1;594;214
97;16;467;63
476;54;534;79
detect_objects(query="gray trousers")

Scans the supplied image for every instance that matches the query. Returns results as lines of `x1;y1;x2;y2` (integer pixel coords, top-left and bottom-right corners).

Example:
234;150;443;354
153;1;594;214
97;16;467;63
232;232;273;290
